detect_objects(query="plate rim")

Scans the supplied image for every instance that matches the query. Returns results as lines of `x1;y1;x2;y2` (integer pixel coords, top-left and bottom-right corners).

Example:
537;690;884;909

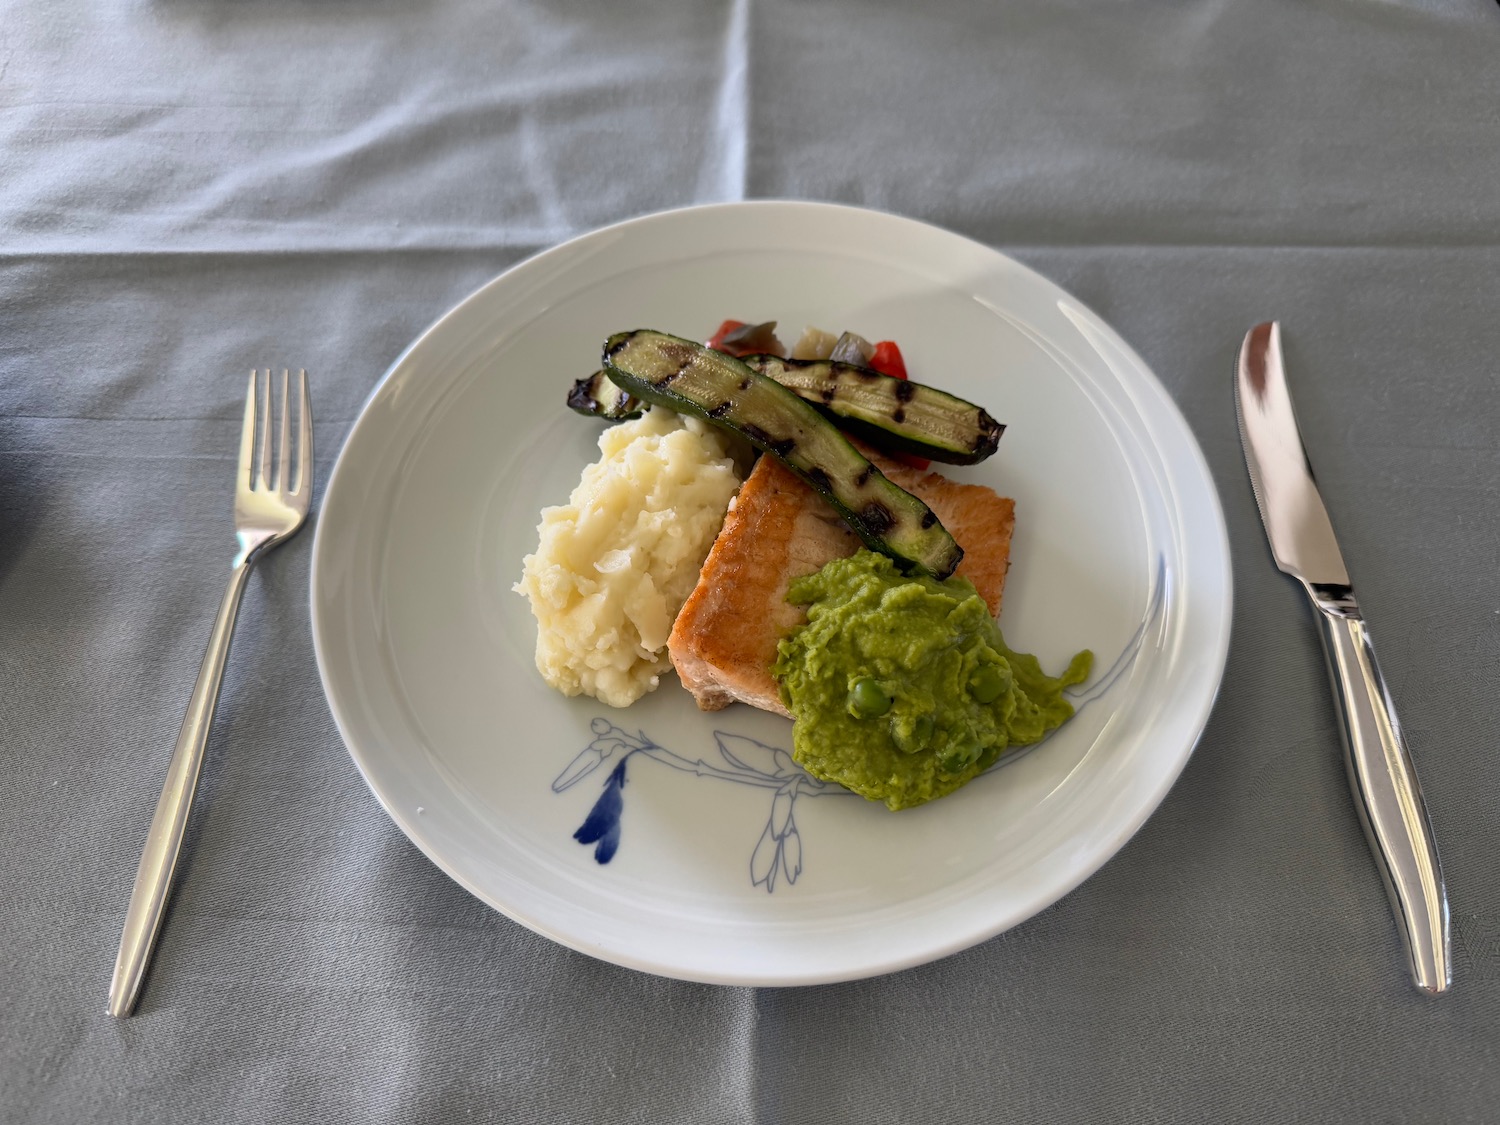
310;199;1234;985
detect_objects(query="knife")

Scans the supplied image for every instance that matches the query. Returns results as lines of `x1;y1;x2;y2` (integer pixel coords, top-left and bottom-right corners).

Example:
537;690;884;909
1235;322;1450;996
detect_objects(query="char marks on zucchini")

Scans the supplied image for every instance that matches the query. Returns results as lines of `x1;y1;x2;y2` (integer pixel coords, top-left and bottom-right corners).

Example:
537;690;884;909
566;370;643;420
741;355;1003;465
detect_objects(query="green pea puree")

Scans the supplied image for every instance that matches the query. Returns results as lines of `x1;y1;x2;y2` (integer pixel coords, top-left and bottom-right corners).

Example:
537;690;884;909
772;549;1092;811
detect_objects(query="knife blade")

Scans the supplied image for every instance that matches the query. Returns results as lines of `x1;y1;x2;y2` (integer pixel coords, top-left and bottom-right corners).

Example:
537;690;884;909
1235;322;1450;996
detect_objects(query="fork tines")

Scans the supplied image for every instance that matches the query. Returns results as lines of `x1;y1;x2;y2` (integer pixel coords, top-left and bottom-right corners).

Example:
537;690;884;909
241;369;311;496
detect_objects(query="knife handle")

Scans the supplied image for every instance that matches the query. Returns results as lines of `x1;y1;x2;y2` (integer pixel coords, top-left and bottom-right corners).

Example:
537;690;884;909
1308;586;1451;995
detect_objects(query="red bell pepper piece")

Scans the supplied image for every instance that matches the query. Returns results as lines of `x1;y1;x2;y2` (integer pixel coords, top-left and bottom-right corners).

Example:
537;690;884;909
869;340;909;381
706;319;746;353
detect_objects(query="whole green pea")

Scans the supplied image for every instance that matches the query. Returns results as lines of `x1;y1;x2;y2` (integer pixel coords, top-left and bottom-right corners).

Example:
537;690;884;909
848;677;892;718
939;729;981;774
891;712;934;753
968;663;1011;704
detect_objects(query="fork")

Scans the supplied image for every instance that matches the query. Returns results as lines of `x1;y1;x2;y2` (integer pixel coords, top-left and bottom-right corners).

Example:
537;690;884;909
108;369;313;1017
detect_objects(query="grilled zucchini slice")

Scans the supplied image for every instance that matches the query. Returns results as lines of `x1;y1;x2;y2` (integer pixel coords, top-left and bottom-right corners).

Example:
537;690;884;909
566;370;642;420
741;355;1002;465
567;356;1002;466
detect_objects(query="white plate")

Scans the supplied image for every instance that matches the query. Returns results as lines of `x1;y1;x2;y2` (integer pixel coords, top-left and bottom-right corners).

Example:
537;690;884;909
311;201;1231;986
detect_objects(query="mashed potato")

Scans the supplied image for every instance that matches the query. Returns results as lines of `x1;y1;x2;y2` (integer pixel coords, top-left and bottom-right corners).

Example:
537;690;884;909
514;409;741;707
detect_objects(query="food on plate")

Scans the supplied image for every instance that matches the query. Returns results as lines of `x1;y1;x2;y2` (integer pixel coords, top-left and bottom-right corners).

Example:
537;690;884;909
566;369;643;420
737;355;1002;465
772;550;1092;811
867;340;908;380
790;325;840;361
705;319;786;357
789;326;907;382
804;337;930;474
524;317;1091;810
513;410;741;707
827;330;876;366
601;329;963;579
568;354;1001;466
668;446;1015;715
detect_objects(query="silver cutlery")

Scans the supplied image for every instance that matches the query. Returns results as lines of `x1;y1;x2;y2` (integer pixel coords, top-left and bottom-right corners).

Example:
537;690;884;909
108;369;314;1017
1235;323;1449;995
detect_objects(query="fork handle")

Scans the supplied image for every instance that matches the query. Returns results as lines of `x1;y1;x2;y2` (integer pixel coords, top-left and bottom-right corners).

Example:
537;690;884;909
108;559;254;1016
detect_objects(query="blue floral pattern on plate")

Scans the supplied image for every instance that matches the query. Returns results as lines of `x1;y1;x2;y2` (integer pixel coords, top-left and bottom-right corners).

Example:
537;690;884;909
554;723;843;891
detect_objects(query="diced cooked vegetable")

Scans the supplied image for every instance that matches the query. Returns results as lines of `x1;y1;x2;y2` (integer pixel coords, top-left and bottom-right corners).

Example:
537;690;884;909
707;320;786;357
828;331;875;366
790;326;840;361
869;340;908;381
601;330;964;579
706;319;745;352
740;355;1003;465
566;370;643;419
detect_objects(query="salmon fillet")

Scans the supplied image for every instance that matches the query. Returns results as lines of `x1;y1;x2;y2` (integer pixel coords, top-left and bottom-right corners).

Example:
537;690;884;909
668;450;1015;715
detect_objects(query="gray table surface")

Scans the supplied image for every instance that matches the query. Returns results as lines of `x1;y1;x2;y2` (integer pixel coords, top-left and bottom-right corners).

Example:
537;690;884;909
4;1;1499;1121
